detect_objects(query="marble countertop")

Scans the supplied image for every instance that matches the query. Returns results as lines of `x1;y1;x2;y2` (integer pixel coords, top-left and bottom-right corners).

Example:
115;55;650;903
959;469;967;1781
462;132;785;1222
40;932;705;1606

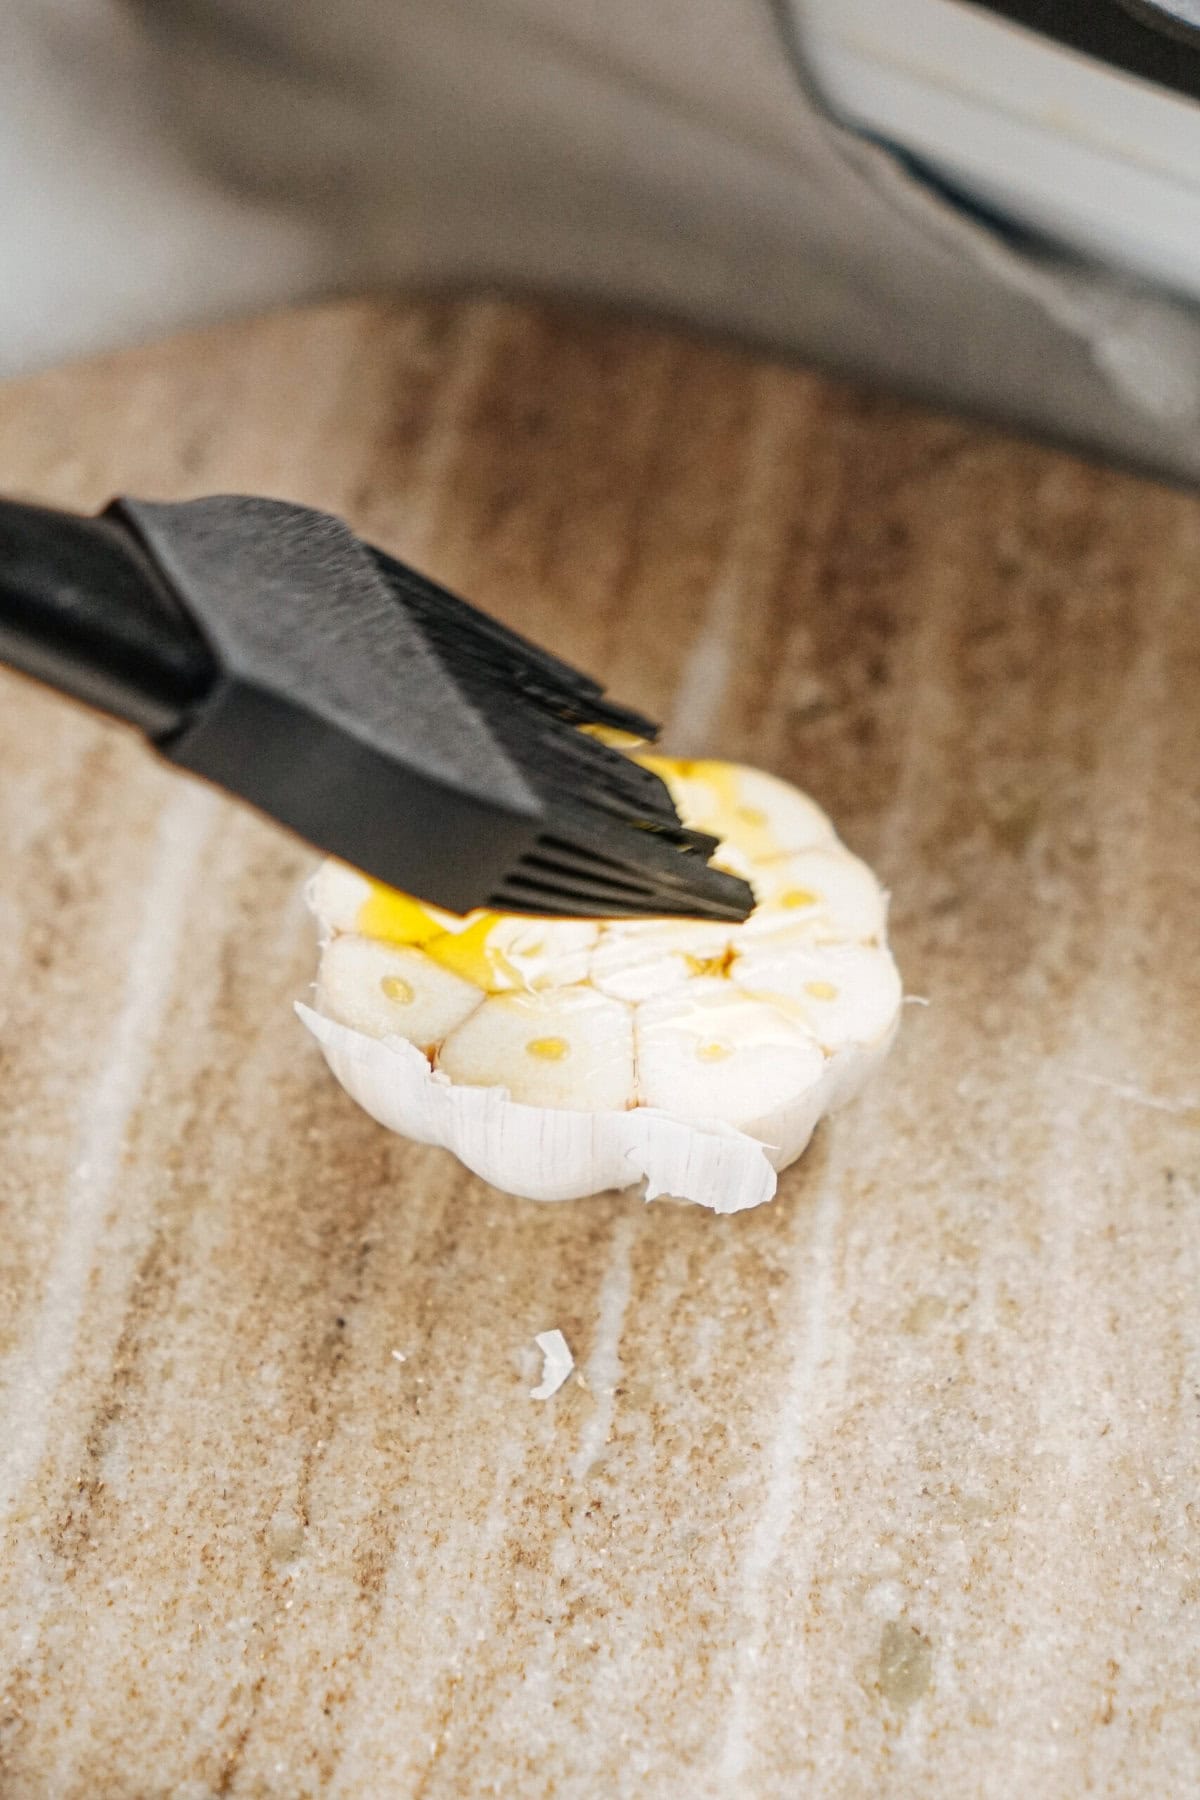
0;298;1197;1797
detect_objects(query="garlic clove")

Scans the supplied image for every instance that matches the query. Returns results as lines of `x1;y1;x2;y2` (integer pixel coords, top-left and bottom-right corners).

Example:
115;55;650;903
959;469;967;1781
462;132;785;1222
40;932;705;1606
743;847;887;944
589;918;734;1003
307;860;373;939
457;917;599;992
644;757;837;864
634;977;826;1136
438;986;636;1111
316;934;482;1052
733;941;902;1053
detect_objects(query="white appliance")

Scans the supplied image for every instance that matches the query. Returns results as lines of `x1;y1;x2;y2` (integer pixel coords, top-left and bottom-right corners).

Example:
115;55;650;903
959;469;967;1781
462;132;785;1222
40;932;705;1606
799;0;1200;300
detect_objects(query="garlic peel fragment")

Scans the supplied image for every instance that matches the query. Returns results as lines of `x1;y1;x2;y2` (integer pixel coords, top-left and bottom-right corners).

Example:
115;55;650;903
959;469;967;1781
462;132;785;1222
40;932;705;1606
530;1330;574;1399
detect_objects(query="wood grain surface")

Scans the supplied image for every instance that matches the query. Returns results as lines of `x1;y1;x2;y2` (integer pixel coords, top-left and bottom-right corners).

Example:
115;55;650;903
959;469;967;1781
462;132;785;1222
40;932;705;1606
0;298;1197;1798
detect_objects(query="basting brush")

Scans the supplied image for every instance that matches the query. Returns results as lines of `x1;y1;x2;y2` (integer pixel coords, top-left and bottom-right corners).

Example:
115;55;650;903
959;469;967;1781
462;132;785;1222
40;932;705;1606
0;492;754;922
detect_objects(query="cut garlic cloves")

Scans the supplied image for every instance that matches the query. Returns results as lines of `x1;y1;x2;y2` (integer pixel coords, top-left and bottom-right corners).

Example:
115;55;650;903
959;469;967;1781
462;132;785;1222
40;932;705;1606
301;758;902;1212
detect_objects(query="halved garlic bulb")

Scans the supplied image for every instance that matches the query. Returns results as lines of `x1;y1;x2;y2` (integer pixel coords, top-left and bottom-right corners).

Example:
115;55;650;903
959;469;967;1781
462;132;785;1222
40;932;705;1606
299;758;902;1212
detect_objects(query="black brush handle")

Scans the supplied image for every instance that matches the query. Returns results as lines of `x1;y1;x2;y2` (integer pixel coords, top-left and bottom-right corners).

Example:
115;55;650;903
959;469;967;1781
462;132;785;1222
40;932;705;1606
0;498;217;735
0;492;546;909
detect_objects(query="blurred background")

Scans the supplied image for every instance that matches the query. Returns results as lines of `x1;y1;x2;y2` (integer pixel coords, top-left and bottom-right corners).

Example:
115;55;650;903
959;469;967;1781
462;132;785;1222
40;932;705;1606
5;0;1200;479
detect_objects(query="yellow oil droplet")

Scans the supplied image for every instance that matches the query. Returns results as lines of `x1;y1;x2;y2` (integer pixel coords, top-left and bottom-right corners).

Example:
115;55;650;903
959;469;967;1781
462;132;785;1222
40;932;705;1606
380;974;414;1005
804;980;839;1001
358;883;444;947
684;951;734;979
780;888;819;910
683;950;723;979
427;914;522;992
357;885;521;994
578;722;646;750
526;1036;570;1061
695;1041;732;1062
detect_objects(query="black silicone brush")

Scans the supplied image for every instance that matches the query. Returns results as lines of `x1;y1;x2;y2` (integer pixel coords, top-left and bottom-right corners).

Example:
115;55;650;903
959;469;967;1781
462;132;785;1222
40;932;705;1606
0;493;755;922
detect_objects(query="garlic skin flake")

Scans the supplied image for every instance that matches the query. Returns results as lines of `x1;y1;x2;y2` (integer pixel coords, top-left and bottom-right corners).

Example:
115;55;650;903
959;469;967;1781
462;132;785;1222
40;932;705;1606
530;1330;575;1400
300;758;902;1212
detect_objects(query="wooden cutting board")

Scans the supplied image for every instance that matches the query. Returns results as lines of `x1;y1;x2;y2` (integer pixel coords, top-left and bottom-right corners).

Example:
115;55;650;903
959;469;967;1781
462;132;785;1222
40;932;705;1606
0;298;1197;1798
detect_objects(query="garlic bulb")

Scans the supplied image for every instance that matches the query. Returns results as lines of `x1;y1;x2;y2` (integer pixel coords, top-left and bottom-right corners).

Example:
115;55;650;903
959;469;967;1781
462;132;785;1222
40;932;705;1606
298;759;901;1212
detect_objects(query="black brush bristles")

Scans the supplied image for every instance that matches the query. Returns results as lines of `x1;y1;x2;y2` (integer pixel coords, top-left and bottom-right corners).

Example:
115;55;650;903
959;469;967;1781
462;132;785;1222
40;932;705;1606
369;546;755;920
